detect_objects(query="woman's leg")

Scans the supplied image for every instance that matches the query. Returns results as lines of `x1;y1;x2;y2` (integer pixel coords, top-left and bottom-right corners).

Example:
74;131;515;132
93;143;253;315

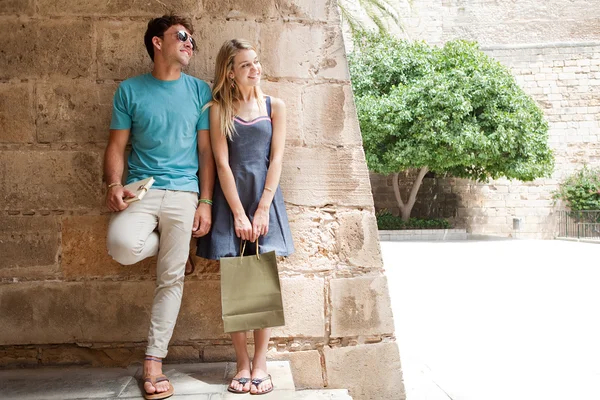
251;328;273;394
230;331;252;392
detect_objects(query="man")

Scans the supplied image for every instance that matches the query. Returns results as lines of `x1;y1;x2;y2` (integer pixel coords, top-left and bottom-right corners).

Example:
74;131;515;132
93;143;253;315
104;14;214;400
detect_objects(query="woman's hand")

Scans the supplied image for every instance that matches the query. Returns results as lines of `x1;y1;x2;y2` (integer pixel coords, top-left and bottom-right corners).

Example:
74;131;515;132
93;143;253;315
234;213;253;241
252;207;269;242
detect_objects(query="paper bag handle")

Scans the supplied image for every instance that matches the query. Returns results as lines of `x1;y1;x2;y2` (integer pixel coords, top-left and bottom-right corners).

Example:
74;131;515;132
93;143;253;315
239;240;260;262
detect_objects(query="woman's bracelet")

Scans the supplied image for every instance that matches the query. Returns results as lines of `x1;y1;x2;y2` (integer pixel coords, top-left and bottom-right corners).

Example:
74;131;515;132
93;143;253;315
198;198;213;206
264;186;274;192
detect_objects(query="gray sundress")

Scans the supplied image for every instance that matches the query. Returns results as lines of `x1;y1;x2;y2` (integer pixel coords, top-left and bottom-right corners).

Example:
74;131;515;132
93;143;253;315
196;96;295;259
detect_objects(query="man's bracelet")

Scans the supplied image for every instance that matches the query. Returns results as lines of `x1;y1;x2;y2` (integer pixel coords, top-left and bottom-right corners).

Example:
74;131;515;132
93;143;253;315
198;198;213;206
107;182;123;189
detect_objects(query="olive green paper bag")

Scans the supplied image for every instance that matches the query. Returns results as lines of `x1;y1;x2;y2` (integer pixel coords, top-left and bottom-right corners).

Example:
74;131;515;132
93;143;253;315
220;242;285;333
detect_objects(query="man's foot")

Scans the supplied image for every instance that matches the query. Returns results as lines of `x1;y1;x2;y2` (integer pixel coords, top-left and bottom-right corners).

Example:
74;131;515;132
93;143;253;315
250;367;273;395
184;255;195;276
228;367;251;394
143;356;173;399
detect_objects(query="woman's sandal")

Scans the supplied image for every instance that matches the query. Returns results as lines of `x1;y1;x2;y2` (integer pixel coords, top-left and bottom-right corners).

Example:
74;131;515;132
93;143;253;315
227;376;251;394
250;375;273;395
142;357;174;400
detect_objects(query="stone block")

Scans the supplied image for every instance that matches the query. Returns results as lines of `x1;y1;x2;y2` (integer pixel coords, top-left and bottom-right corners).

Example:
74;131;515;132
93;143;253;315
36;0;201;16
0;20;37;79
0;150;103;210
173;280;228;340
0;83;35;143
261;81;304;146
0;216;59;278
282;206;341;273
302;84;362;146
164;345;200;363
202;0;280;19
37;19;94;78
0;347;38;368
268;350;324;389
281;147;373;207
324;342;404;400
272;277;325;338
260;22;348;80
40;346;143;367
0;0;34;14
203;345;239;362
37;81;117;143
187;19;259;81
61;216;155;279
335;210;383;269
0;281;153;345
330;276;395;337
96;20;152;80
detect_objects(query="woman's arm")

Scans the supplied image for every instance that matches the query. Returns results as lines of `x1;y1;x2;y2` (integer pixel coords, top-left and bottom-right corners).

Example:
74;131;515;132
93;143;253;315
210;105;253;241
252;97;287;239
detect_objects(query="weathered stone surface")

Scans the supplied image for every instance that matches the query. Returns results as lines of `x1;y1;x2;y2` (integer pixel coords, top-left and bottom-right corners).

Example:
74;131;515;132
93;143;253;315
330;276;395;337
61;216;155;279
164;345;200;363
36;0;201;16
37;20;94;78
37;81;117;143
174;280;228;340
268;350;324;389
272;277;325;338
302;84;362;146
0;83;35;143
0;20;37;79
0;347;38;368
0;150;103;210
188;19;259;81
0;216;59;276
261;81;305;146
324;342;404;400
0;0;34;14
335;210;383;269
281;146;374;207
203;344;255;362
282;206;340;272
204;0;329;20
260;22;348;80
41;346;143;367
0;281;153;345
96;20;151;80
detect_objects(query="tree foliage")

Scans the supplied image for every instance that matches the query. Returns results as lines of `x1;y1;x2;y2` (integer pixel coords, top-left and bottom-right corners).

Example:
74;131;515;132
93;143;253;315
349;32;555;183
553;166;600;211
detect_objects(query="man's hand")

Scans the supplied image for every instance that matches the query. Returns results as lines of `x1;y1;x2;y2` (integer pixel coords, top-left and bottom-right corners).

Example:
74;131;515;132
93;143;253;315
106;185;136;212
192;203;212;237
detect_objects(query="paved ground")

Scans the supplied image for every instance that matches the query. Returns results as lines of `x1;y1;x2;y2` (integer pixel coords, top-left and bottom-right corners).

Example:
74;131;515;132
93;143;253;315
381;239;600;400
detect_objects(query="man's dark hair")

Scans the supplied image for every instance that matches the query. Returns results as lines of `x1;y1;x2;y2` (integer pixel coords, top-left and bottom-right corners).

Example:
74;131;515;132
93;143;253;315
144;14;194;61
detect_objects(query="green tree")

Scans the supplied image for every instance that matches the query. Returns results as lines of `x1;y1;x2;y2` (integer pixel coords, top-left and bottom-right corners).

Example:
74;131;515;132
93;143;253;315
349;32;555;221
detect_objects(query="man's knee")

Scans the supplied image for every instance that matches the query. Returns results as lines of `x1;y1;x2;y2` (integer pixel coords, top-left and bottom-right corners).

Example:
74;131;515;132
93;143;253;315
107;236;144;265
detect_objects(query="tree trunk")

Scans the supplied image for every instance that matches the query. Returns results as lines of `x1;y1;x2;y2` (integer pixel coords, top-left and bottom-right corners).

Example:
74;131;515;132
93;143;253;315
392;167;429;222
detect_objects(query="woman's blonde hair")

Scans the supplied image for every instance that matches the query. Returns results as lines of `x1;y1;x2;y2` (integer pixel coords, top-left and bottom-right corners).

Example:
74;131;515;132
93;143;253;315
209;39;264;140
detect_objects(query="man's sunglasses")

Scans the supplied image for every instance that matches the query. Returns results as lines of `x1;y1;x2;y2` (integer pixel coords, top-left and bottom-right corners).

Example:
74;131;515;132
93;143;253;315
159;30;196;51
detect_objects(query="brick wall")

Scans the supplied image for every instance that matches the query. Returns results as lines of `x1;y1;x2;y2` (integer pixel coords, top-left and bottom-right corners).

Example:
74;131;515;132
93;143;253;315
0;1;403;398
368;0;600;238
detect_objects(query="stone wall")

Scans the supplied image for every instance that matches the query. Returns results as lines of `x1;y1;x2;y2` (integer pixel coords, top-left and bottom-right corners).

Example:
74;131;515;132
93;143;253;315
368;0;600;238
0;1;403;399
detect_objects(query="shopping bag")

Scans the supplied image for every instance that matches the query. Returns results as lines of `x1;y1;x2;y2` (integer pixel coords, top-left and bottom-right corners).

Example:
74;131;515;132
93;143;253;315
220;241;285;333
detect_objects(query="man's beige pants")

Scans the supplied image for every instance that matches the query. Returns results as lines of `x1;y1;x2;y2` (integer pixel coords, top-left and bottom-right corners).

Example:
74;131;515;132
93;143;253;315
107;189;197;358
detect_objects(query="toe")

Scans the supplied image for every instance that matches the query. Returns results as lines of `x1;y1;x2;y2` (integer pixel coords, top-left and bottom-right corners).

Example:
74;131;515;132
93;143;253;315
143;381;156;394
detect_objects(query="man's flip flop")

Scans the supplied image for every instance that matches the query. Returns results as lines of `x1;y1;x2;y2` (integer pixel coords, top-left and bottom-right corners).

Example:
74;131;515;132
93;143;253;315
228;377;251;394
250;375;273;395
143;374;174;400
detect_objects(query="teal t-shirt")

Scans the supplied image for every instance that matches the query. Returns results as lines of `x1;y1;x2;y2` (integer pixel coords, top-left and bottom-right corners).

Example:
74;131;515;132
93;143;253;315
110;72;212;193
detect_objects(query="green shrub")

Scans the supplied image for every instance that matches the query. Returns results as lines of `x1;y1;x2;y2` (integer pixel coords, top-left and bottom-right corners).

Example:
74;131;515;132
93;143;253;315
553;166;600;211
376;211;451;230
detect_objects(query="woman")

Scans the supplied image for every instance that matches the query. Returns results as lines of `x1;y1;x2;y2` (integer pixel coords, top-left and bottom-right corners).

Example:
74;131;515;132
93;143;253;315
197;39;294;395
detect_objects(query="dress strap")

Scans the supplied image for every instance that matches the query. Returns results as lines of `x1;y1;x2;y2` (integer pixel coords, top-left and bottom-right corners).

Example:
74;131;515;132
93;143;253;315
266;96;272;118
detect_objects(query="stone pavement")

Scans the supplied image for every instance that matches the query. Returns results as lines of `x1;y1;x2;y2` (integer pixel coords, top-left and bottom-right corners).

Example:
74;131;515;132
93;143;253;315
381;239;600;400
0;361;352;400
